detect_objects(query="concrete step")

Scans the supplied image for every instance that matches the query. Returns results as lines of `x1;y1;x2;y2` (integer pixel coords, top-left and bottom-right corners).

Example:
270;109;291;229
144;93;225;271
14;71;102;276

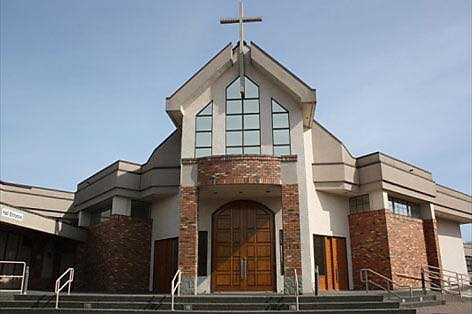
13;294;386;303
0;300;401;310
0;309;418;314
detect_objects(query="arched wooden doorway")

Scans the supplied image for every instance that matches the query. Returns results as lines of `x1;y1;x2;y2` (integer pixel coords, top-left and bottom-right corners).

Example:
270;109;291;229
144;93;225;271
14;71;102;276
211;200;276;292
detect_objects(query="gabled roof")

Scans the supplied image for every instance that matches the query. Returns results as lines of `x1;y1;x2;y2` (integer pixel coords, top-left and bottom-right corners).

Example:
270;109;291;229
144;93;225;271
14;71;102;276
166;41;317;128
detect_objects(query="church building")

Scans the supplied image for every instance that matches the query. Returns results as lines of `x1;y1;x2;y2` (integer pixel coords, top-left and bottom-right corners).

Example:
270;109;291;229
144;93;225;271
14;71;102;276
0;11;471;295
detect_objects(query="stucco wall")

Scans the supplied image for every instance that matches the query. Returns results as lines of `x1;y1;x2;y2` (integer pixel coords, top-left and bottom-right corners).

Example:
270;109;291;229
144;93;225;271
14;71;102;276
437;218;467;274
310;190;353;289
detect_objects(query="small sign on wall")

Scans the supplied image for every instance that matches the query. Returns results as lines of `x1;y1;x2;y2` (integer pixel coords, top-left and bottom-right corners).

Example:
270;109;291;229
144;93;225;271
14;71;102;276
1;207;24;222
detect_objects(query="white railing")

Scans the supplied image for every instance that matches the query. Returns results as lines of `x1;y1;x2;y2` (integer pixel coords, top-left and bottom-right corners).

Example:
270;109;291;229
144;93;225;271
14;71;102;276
55;268;74;309
170;269;182;312
0;261;27;294
294;268;300;311
361;269;413;301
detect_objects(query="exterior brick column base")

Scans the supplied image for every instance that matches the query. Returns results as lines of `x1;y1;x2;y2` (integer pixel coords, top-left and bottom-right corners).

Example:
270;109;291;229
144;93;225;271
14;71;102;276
282;184;302;294
178;186;199;295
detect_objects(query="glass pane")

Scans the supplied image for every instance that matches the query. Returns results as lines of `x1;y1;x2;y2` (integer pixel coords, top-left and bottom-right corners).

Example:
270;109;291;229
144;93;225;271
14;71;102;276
273;113;289;128
244;130;260;146
227;131;242;146
272;100;287;113
198;102;212;116
227;147;242;154
243;99;259;113
195;148;211;158
227;78;241;99
226;115;242;130
245;77;259;98
244;146;260;154
273;129;290;145
244;114;259;129
196;132;211;147
196;116;212;131
274;145;290;156
227;100;242;114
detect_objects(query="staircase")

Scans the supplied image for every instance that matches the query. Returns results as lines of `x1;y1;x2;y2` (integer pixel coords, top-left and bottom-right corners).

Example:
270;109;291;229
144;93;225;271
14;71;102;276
0;292;442;313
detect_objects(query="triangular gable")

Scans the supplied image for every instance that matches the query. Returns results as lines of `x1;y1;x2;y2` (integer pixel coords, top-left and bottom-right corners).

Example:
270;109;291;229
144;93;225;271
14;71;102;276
166;43;234;126
250;42;316;128
166;41;316;128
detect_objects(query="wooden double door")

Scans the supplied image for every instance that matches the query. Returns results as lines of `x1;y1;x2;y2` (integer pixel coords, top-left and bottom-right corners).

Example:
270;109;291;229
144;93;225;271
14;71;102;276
313;235;349;291
212;201;275;292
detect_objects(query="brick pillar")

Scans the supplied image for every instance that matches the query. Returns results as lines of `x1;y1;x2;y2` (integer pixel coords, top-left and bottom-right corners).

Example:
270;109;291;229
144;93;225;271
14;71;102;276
178;186;199;294
349;209;392;289
423;219;442;268
75;215;152;292
281;184;302;294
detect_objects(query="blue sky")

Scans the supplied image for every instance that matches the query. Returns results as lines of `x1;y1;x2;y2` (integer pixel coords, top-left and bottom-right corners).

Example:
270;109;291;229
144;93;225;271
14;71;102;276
1;0;471;240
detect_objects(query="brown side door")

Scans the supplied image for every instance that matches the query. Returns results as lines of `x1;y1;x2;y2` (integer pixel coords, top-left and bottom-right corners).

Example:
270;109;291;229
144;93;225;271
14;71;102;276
314;235;349;291
212;201;275;292
153;237;178;293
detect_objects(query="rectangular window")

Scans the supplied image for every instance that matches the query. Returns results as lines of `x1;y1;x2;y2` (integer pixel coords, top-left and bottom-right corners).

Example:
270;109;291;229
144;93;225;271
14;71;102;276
130;200;150;219
348;194;370;214
279;230;284;275
198;231;208;276
225;76;261;154
388;197;421;218
90;208;111;225
195;102;213;158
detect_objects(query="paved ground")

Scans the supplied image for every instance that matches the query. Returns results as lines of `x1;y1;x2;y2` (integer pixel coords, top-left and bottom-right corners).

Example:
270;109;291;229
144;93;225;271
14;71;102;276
417;301;472;314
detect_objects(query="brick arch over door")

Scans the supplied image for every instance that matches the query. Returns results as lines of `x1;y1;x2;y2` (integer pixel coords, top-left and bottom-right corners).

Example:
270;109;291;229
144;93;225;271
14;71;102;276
211;200;276;292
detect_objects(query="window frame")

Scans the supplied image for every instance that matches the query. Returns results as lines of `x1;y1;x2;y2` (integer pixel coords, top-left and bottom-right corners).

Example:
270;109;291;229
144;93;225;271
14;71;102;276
195;101;213;158
388;197;421;219
348;194;370;214
271;98;291;156
225;76;261;155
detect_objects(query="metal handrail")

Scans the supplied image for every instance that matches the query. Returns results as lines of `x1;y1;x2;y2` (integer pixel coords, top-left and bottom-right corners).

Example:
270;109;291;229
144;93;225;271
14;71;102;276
421;265;472;299
294;269;299;311
422;265;472;285
170;269;182;312
0;261;27;294
55;268;74;309
360;269;413;300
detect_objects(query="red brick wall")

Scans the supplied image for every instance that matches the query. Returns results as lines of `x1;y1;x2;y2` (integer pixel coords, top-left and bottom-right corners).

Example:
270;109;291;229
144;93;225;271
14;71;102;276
349;209;392;289
178;186;198;278
386;212;428;287
349;209;440;289
194;155;283;186
75;215;151;292
281;184;302;276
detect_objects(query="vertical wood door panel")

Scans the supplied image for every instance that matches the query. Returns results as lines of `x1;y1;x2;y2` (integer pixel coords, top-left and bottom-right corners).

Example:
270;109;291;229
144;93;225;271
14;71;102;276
212;201;275;292
314;235;349;291
154;238;178;293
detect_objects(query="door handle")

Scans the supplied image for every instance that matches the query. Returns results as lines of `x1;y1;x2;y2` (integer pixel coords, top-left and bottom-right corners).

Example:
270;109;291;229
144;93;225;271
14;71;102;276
240;259;247;279
244;258;248;279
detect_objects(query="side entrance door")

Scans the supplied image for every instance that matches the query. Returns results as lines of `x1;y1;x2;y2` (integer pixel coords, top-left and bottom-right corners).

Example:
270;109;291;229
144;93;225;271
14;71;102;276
153;237;178;293
212;201;275;292
313;235;349;291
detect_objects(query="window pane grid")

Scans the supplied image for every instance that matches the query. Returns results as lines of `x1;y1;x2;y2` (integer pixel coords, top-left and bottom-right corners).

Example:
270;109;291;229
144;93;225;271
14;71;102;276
195;102;213;157
225;76;260;154
271;99;291;156
389;197;421;219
